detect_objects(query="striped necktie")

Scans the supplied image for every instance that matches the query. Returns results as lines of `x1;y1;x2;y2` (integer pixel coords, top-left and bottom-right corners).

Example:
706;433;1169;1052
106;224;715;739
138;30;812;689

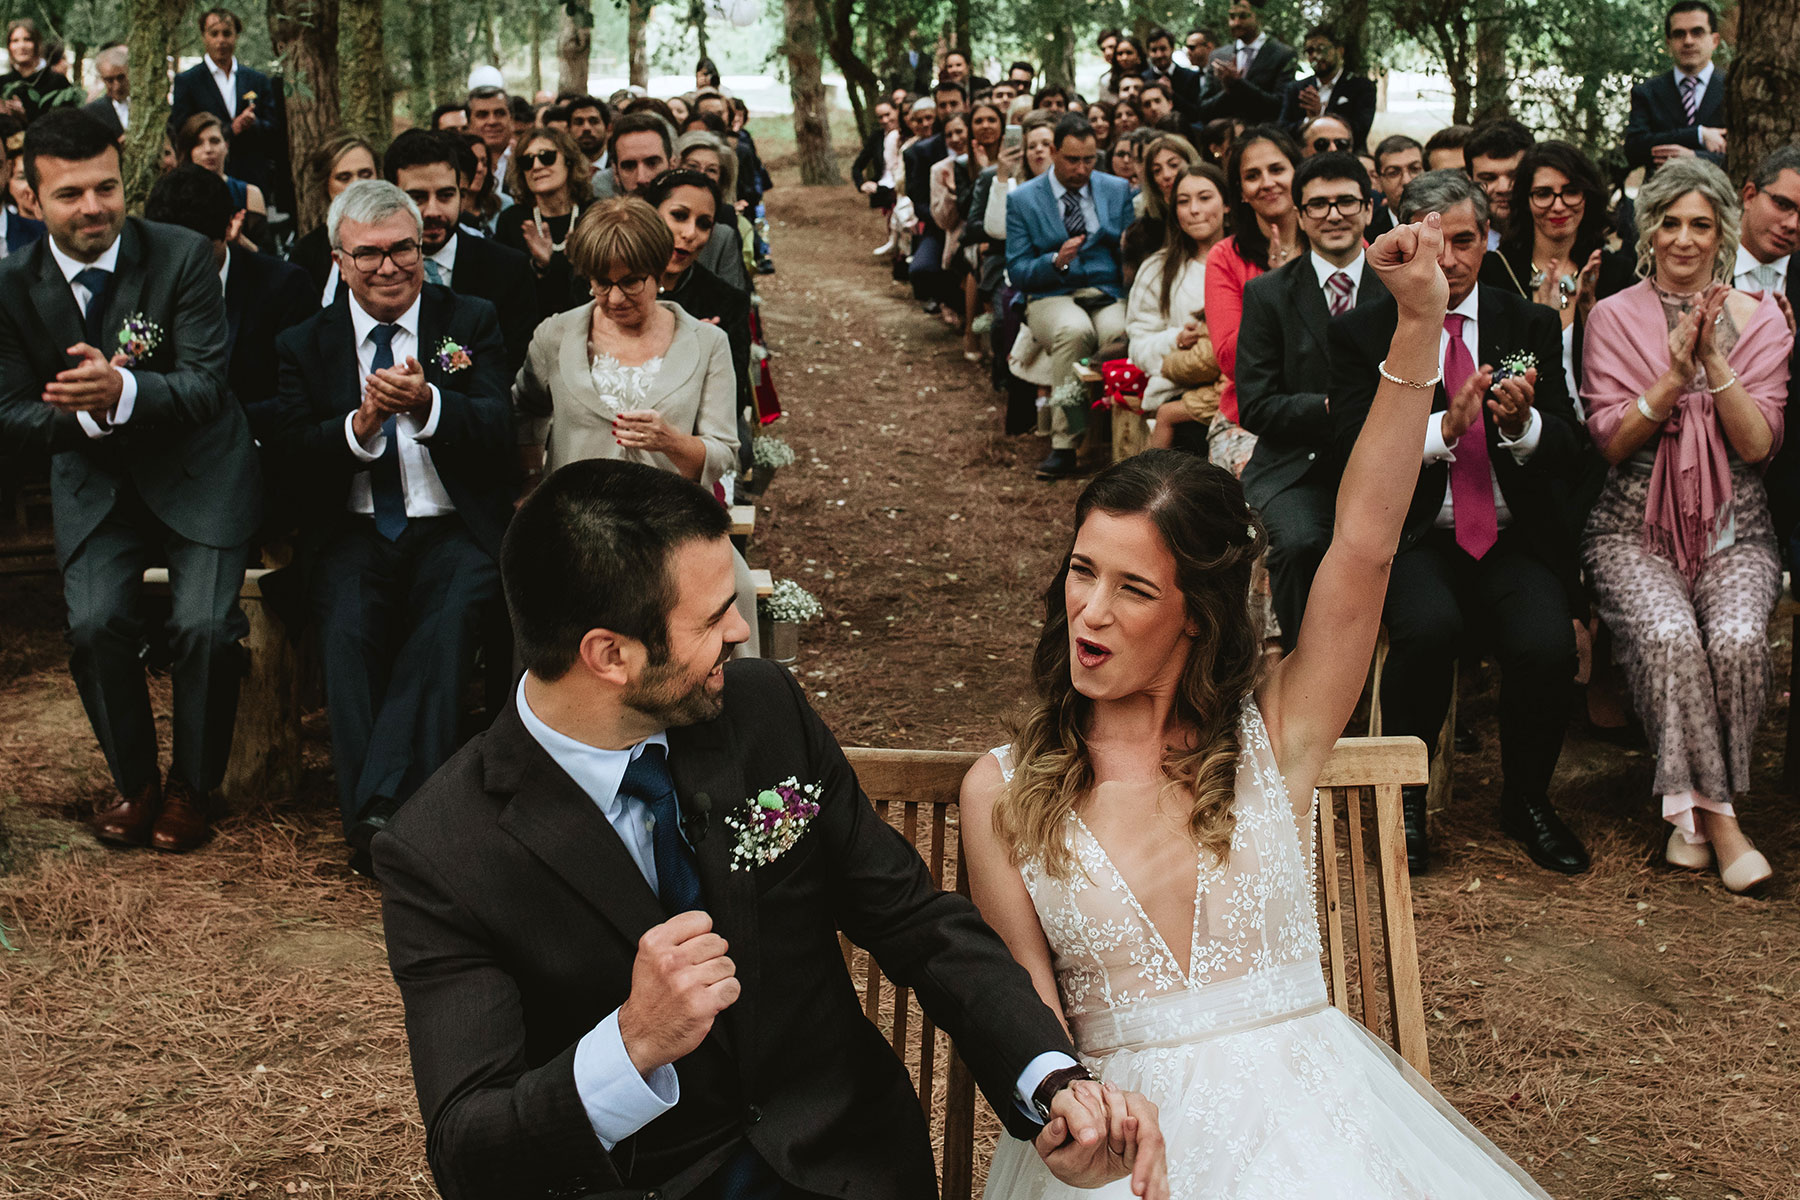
1680;75;1700;124
1326;271;1353;316
1061;188;1086;238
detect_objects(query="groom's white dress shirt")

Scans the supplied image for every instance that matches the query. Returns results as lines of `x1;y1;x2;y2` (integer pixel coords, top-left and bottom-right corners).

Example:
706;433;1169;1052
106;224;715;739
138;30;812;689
516;674;1078;1149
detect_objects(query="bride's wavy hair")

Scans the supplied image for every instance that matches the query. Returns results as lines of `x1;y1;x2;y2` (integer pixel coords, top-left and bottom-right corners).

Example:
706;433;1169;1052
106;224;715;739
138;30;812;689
997;450;1265;879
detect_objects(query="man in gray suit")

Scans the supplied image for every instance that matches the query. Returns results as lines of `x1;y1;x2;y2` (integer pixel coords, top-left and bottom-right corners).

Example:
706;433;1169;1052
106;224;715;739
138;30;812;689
1236;152;1386;646
80;45;129;139
0;109;256;852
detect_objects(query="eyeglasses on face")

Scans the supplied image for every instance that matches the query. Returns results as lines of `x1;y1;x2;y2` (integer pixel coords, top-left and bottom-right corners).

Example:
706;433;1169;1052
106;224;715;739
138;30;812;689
1300;195;1367;219
591;274;654;299
1312;137;1354;154
523;150;561;169
344;240;422;271
1528;186;1585;209
1379;163;1423;181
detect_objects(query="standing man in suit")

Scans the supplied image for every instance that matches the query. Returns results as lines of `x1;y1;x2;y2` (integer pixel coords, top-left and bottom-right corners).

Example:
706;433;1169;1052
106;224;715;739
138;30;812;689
376;457;1168;1200
81;45;129;139
144;164;315;429
168;9;281;198
384;130;538;376
1624;0;1727;171
1005;113;1134;481
1196;0;1298;126
1279;25;1375;150
1331;170;1589;878
1734;146;1800;564
0;110;256;853
266;180;514;876
1237;153;1387;645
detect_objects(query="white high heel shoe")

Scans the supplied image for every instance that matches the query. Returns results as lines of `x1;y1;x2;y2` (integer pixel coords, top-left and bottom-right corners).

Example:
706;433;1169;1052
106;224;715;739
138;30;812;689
1717;845;1773;894
1665;828;1713;870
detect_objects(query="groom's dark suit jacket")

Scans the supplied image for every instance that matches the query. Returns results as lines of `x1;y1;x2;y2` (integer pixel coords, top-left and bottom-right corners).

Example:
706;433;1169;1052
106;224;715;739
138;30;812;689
375;658;1076;1200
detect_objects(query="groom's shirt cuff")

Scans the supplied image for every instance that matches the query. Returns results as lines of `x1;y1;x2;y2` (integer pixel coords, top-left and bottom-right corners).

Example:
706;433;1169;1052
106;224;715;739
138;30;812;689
572;1009;679;1150
1015;1050;1081;1125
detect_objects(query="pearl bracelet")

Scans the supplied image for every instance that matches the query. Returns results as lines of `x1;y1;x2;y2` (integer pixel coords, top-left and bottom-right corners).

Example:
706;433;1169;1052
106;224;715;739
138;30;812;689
1635;394;1667;423
1377;359;1443;390
1706;372;1738;394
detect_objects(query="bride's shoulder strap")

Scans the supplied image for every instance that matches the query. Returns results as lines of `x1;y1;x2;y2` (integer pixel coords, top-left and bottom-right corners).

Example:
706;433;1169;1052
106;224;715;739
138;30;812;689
987;744;1015;784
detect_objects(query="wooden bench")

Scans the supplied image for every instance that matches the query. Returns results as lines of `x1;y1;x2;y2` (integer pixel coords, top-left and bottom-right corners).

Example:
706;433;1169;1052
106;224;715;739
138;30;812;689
840;733;1431;1198
142;566;301;803
750;567;772;598
729;504;756;542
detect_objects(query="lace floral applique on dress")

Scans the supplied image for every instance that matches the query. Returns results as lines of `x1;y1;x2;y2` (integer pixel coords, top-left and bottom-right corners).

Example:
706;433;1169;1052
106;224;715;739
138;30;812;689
589;350;662;415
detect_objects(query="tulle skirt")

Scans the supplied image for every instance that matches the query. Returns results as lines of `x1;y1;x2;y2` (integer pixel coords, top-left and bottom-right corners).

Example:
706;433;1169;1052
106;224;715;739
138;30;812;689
983;1006;1552;1200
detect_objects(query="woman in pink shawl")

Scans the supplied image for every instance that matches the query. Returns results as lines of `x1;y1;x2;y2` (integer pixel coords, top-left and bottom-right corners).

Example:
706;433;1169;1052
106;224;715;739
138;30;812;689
1581;158;1792;894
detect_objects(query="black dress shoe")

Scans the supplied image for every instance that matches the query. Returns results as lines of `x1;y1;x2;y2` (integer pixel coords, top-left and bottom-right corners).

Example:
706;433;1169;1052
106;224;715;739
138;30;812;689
347;798;401;879
1035;448;1080;480
1498;796;1591;875
1401;785;1429;875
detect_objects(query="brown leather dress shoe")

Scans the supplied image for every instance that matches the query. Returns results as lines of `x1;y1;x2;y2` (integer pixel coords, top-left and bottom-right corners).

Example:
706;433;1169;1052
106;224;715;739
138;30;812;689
93;780;161;847
151;777;214;853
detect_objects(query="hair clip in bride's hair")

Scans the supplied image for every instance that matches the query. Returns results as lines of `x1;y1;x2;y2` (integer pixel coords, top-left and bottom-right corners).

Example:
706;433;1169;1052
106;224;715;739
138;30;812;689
1245;522;1256;541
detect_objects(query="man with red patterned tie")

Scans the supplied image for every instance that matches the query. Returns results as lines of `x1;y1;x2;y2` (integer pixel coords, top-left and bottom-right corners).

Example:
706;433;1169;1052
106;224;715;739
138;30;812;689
1328;169;1590;879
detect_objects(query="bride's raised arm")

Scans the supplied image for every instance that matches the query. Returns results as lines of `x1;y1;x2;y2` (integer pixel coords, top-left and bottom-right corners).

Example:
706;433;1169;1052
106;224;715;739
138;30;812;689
1259;214;1450;800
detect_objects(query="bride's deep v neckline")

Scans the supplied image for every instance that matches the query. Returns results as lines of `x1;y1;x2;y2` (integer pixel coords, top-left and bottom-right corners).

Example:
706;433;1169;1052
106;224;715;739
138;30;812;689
1070;811;1219;989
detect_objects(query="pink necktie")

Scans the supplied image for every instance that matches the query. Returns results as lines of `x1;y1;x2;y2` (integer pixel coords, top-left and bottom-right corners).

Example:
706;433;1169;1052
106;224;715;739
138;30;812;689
1326;271;1353;316
1443;313;1497;559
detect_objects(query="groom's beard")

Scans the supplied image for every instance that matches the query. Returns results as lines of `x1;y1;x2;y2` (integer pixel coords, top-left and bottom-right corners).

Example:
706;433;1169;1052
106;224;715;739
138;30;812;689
625;646;731;728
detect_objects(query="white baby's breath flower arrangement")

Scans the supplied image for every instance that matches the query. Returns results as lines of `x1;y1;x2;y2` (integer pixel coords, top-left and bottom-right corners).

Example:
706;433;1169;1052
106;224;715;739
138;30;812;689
752;433;797;471
759;579;824;624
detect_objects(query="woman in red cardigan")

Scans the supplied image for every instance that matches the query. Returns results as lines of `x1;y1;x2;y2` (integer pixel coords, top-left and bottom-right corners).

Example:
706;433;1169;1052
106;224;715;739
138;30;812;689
1202;125;1305;476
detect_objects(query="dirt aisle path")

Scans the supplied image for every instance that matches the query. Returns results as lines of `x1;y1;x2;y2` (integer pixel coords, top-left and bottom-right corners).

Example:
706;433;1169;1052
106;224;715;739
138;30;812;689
0;173;1793;1200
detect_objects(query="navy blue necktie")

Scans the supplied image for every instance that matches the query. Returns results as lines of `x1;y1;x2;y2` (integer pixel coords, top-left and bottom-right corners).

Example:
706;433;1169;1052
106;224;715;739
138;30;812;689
620;744;702;913
74;267;113;347
366;323;408;541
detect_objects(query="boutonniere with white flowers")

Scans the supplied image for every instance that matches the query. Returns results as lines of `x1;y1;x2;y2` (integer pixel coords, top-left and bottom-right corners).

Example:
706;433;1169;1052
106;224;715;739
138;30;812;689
1493;350;1537;384
116;314;163;367
726;777;823;870
434;337;472;373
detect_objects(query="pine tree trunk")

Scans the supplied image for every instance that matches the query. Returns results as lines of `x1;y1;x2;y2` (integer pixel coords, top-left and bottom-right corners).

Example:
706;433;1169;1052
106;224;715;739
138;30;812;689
627;0;649;87
123;0;184;212
339;0;392;149
953;0;970;62
1472;0;1508;120
558;2;592;96
269;0;342;233
1727;0;1800;180
782;0;840;184
529;4;543;97
407;0;433;126
430;0;453;105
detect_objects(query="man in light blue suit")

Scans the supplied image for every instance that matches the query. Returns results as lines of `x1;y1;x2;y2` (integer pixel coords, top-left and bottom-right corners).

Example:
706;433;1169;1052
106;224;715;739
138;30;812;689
1005;113;1134;479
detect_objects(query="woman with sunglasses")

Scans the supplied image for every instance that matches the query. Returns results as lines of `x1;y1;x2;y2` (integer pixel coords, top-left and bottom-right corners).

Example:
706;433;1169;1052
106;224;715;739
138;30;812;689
496;126;594;316
512;196;757;651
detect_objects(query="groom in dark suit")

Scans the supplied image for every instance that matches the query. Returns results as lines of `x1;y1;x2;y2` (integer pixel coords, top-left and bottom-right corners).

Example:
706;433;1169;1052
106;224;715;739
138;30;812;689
1236;153;1388;646
375;459;1168;1200
1331;170;1589;879
265;180;514;875
0;109;256;852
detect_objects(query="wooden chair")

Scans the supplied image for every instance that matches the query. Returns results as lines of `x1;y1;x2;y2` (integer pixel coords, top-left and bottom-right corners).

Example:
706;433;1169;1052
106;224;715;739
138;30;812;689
841;733;1432;1198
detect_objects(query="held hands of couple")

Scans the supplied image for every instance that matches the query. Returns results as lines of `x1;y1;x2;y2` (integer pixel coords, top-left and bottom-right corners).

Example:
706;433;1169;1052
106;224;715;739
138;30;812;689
42;343;124;414
352;355;432;442
619;911;740;1077
1034;1079;1169;1200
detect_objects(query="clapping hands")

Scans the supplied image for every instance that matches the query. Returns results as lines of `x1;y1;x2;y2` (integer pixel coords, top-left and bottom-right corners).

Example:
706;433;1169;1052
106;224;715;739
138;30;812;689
1035;1079;1169;1199
351;355;431;442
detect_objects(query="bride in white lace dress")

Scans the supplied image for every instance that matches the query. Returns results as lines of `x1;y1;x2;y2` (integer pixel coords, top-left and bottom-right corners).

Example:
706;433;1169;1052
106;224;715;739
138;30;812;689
963;214;1554;1199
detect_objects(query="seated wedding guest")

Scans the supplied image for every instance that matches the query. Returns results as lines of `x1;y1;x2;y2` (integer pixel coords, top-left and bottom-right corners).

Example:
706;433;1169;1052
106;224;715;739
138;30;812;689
1126;163;1228;448
376;456;1167;1200
1138;80;1177;129
1298;113;1354;157
497;125;592;317
1085;99;1115;149
144;165;315;429
1480;139;1635;411
267;179;513;877
1465;119;1535;250
0;18;80;124
1106;132;1141;187
1331;168;1587;876
0;109;253;853
984;110;1057;425
1236;152;1387;645
1734;147;1800;564
385;129;538;376
430;101;467;132
1121;132;1200;276
675;130;754;287
176;112;263;248
1005;112;1134;481
1367;133;1424;237
1098;35;1148;103
1205;124;1303;476
291;132;379;300
566;95;610;178
965;226;1556;1200
1110;97;1143;140
1424;123;1471;171
904;94;952;314
1580;158;1791;894
591;109;669;200
458;132;504;235
1034;85;1070;115
0;118;43;255
81;45;130;141
512;196;759;652
928;111;975;331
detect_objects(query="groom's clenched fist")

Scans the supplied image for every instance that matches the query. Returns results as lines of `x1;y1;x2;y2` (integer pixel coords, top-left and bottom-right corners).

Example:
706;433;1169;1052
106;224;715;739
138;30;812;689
619;911;740;1076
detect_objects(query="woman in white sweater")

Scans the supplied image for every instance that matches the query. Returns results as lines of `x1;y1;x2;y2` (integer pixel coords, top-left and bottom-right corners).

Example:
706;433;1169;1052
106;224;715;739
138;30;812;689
1125;163;1230;442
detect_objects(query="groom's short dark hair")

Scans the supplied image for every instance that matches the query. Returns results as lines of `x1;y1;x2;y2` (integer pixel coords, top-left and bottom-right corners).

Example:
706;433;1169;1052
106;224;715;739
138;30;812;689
503;459;731;679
